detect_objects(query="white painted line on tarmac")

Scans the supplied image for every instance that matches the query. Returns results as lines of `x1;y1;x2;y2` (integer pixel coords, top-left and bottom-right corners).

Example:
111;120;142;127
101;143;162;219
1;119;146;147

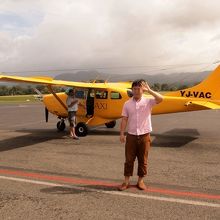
0;175;219;208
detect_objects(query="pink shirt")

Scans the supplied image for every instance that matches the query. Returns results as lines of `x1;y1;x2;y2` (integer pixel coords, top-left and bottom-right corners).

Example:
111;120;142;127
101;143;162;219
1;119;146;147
122;96;157;135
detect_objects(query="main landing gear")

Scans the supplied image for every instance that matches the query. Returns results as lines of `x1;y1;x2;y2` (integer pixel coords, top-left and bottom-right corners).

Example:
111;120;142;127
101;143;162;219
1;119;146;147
105;120;116;128
56;119;88;137
75;122;88;137
56;119;116;136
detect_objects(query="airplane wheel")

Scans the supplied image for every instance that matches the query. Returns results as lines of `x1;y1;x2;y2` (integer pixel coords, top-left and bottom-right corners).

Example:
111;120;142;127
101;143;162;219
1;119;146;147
75;122;88;137
57;121;66;131
105;120;116;128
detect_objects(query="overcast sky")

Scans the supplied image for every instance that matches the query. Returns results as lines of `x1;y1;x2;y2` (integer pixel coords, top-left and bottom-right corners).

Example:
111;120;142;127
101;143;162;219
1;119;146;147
0;0;220;75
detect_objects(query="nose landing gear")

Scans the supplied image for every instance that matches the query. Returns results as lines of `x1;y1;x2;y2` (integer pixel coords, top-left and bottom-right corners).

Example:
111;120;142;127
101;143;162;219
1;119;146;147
57;119;66;131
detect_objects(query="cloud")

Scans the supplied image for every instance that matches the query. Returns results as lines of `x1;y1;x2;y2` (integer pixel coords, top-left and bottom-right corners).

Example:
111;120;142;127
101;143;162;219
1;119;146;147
0;0;220;75
158;0;220;29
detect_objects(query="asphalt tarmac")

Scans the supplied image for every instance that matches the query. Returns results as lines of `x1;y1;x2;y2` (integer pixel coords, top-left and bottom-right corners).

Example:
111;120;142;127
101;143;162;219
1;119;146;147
0;103;219;220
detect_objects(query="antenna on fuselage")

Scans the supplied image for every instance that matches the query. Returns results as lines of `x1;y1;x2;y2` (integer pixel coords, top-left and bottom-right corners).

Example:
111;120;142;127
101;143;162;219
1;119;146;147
92;73;101;83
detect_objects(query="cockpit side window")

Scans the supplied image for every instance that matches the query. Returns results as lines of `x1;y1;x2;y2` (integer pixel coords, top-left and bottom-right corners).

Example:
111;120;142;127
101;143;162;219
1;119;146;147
111;91;122;99
75;90;86;99
95;90;108;99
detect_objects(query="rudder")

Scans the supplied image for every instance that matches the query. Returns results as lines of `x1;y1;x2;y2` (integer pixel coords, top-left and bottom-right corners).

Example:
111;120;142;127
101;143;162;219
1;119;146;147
165;65;220;100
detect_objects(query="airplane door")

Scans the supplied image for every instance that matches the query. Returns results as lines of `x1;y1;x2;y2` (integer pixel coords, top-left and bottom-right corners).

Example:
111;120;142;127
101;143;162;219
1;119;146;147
94;89;108;117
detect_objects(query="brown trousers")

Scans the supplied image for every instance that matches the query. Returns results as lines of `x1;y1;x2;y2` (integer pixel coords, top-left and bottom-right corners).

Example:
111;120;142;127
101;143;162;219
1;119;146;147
124;133;151;177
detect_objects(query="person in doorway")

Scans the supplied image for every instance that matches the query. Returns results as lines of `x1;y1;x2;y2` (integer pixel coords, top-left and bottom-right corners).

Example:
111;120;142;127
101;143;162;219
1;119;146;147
86;89;95;118
66;88;80;140
119;79;163;191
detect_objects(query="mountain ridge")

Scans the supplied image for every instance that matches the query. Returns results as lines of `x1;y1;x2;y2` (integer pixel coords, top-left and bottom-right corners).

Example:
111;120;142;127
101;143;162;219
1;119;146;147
54;70;210;86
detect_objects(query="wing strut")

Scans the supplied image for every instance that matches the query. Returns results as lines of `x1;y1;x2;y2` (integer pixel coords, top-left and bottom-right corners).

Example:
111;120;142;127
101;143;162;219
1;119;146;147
47;85;67;111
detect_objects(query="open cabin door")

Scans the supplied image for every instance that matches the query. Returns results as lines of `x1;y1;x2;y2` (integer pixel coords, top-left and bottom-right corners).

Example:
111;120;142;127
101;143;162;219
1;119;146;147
93;89;108;118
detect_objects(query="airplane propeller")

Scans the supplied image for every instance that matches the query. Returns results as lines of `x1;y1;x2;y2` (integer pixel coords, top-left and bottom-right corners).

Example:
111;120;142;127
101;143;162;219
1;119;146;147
45;107;49;122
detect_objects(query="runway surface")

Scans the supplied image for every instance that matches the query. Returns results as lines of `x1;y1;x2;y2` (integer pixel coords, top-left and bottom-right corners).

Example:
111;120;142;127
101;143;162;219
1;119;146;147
0;103;219;219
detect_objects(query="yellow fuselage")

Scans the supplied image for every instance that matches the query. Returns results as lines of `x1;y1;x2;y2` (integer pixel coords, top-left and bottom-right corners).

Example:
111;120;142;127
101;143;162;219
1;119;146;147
43;87;212;126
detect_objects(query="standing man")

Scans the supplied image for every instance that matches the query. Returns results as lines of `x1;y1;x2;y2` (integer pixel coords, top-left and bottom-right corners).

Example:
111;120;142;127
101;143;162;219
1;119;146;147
66;88;80;140
119;79;163;191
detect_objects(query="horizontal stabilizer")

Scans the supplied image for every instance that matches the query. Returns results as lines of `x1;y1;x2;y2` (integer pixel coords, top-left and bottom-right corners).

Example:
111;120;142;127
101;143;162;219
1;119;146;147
185;101;220;109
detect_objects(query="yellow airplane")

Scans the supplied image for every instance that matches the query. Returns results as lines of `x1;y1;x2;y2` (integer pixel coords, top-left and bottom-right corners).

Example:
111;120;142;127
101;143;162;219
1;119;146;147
1;65;220;136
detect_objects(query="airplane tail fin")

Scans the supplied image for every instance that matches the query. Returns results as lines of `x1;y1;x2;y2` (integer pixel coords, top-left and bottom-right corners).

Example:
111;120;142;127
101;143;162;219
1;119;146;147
165;65;220;100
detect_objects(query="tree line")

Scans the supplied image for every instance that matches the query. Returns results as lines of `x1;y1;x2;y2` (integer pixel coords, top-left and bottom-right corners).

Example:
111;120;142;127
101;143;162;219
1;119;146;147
0;85;65;96
150;83;190;92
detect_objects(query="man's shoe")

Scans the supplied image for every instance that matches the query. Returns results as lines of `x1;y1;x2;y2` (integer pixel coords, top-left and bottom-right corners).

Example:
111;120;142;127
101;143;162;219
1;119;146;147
118;182;129;191
137;181;147;190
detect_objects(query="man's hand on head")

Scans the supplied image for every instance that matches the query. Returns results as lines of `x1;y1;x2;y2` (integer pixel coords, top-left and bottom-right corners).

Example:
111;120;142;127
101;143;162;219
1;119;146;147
141;81;164;103
141;81;151;92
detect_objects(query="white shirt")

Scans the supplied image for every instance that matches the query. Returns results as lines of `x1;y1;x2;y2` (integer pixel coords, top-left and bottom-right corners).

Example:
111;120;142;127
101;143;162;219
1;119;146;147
66;96;78;112
121;97;157;135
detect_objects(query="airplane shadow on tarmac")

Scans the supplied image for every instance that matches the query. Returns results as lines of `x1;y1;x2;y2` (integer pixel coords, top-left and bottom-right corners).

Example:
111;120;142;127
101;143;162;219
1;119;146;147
0;128;199;152
90;127;200;148
151;128;200;148
0;129;67;152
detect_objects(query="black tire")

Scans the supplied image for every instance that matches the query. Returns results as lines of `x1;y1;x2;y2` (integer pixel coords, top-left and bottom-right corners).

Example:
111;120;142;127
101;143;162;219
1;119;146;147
75;122;88;137
105;120;116;128
57;121;66;131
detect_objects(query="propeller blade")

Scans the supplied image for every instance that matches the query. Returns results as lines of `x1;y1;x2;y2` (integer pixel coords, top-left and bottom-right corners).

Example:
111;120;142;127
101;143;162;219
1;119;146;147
45;107;49;122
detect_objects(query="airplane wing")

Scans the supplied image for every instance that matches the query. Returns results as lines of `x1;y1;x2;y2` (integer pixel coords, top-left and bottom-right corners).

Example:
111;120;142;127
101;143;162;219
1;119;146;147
185;101;220;109
0;74;107;89
0;74;132;90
